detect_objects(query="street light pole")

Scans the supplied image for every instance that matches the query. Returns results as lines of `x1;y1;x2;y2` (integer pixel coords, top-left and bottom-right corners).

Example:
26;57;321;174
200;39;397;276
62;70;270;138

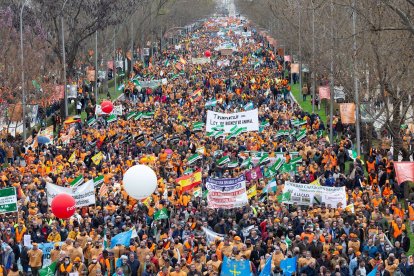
61;0;68;118
95;30;98;101
353;0;361;156
311;0;316;113
329;0;335;144
20;1;27;141
298;0;302;98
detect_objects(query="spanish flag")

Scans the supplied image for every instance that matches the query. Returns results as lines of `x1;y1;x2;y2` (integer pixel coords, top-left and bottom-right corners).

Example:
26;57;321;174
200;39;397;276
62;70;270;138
176;169;202;192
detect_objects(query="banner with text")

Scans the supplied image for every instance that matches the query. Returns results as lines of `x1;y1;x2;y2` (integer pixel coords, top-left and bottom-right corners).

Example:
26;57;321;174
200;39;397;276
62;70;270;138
282;181;346;207
206;109;259;133
46;181;96;207
191;57;211;64
206;175;248;209
95;105;123;116
0;188;17;214
340;103;356;124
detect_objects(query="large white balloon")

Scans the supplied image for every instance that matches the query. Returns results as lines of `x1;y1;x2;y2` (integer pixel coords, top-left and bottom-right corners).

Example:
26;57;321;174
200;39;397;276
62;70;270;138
123;165;157;200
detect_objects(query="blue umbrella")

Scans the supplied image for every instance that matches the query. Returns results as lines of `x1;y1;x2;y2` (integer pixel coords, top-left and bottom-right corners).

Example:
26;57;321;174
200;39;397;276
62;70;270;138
37;136;51;144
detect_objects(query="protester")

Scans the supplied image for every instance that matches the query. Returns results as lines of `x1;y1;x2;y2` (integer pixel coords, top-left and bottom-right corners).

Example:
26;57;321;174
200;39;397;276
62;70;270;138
0;16;412;276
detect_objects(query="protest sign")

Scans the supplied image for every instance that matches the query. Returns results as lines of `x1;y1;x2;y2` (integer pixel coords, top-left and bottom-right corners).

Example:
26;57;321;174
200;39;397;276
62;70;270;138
291;63;300;73
191;57;211;64
95;105;123;116
319;86;331;100
46;181;96;207
206;175;248;209
282;181;346;207
340;103;356;124
0;187;17;214
206;109;259;133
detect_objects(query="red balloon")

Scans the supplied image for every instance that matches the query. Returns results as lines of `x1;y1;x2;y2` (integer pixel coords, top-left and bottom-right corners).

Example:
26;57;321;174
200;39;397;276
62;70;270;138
101;100;114;114
204;50;211;58
51;193;76;219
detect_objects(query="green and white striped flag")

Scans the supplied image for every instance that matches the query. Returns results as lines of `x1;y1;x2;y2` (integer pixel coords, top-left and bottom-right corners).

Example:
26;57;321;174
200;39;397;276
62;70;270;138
217;156;230;166
280;163;297;173
213;150;224;157
188;153;202;165
226;127;246;140
227;160;239;168
272;158;285;171
103;228;109;249
93;175;104;187
264;167;277;178
296;130;307;141
70;175;84;187
126;111;136;120
87;117;97;126
241;157;252;168
259;154;270;165
276;130;289;137
214;130;225;139
253;61;260;69
132;79;140;86
212;125;225;131
142;112;155;119
261;121;270;128
117;83;125;91
192;122;205;131
317;130;324;138
134;112;143;120
205;98;217;108
183;168;194;175
243;102;254;111
106;114;117;123
290;156;303;164
292;119;307;127
164;59;170;67
206;131;218;137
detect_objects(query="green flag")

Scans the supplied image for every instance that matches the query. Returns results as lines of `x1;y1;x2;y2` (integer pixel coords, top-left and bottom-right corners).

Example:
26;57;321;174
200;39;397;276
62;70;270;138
296;130;307;141
241;157;252;168
70;175;84;187
106;114;117;123
187;153;202;165
192;122;205;131
134;112;143;120
290;156;303;164
276;191;291;202
126;111;136;120
217;156;230;166
259;154;270;165
103;228;109;249
93;175;104;187
154;208;169;220
87;117;97;126
39;262;57;276
227;160;239;168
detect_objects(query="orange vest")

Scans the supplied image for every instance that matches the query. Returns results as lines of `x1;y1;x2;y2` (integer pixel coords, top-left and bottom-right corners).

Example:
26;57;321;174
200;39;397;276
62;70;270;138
391;222;405;238
409;206;414;221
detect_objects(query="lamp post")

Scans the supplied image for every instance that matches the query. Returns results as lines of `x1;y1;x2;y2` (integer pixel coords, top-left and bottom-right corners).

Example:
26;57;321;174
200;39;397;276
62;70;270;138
61;0;69;118
20;0;27;141
352;0;361;155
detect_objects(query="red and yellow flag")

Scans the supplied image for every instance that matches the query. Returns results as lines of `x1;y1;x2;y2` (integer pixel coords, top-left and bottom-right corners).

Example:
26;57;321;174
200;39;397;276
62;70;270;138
176;169;202;192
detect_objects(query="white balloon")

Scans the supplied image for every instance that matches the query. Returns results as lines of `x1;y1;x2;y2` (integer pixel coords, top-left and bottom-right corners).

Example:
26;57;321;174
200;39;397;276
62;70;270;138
123;165;157;200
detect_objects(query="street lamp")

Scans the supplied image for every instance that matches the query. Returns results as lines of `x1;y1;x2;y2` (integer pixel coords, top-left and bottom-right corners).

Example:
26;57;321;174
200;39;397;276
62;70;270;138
61;0;69;118
20;0;28;141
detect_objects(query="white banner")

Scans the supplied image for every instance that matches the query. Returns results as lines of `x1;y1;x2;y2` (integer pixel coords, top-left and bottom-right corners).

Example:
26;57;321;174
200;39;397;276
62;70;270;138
282;181;346;208
206;109;259;133
242;31;252;37
206;175;248;209
95;105;123;116
191;57;211;64
46;181;96;207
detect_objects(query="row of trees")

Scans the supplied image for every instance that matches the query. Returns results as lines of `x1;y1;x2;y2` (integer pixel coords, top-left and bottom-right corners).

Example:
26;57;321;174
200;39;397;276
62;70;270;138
0;0;215;120
235;0;414;160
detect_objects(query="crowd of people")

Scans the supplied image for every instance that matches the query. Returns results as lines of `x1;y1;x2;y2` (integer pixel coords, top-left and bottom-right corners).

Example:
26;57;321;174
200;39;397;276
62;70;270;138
0;16;413;276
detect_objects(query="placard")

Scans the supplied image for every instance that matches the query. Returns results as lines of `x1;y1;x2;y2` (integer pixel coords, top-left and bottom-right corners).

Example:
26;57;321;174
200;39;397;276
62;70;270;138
206;109;259;133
